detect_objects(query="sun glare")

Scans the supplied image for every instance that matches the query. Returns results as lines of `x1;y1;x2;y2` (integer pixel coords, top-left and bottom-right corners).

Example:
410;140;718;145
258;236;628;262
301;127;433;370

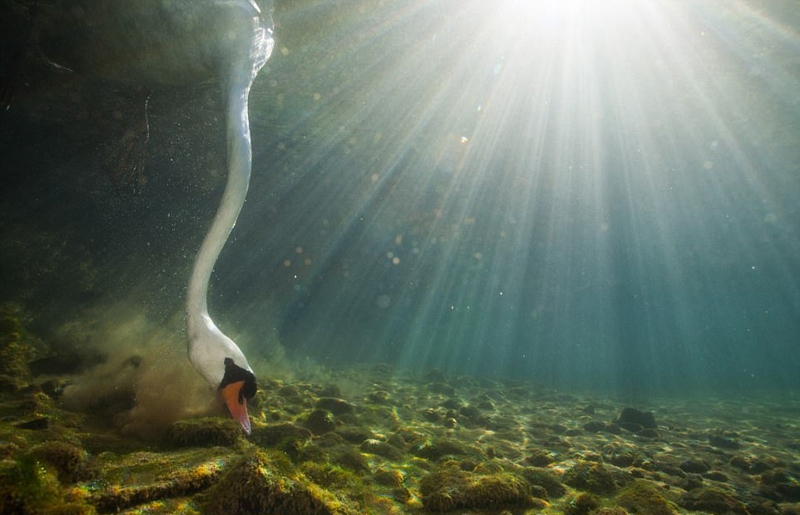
243;0;800;389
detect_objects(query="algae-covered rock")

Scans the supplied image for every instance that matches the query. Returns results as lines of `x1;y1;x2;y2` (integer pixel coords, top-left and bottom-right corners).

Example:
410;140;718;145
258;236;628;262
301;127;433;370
333;446;370;473
595;507;631;515
0;312;33;391
708;433;740;450
315;398;354;415
84;448;235;512
521;467;567;498
201;450;353;515
304;409;337;435
759;468;800;502
564;461;619;495
301;461;360;490
729;455;774;475
372;467;404;487
0;456;61;514
617;480;679;515
28;441;92;484
615;408;657;432
250;422;313;448
91;466;221;513
168;417;242;447
413;437;477;461
678;486;750;515
525;448;557;467
419;465;533;512
565;492;601;515
359;438;404;461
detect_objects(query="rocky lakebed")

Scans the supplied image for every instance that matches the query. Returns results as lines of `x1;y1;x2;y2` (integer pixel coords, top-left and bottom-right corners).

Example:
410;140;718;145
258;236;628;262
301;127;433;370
1;307;800;515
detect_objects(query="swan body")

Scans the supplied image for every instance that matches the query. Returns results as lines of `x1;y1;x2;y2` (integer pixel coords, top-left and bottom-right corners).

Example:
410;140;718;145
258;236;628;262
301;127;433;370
34;0;274;433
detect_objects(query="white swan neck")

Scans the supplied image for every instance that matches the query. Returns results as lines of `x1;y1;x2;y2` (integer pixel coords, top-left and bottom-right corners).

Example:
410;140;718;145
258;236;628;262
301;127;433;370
186;86;251;325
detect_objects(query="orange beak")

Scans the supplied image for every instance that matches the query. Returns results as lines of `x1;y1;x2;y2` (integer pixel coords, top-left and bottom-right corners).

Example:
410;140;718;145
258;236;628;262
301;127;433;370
220;380;252;435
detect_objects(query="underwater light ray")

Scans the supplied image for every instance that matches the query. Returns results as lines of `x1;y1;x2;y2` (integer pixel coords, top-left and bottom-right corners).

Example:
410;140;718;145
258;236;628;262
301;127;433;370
590;0;800;390
387;0;634;373
212;0;800;385
639;0;798;301
389;0;647;376
250;0;535;366
233;0;466;286
597;12;725;392
239;15;509;360
265;0;557;367
694;0;800;103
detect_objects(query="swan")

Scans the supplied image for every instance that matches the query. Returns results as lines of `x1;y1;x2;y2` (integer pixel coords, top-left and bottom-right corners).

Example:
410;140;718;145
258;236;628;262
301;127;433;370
180;1;273;436
32;0;275;434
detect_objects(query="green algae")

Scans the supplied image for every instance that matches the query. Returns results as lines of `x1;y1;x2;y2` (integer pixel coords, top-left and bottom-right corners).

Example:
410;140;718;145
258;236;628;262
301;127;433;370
616;480;678;515
0;308;35;391
249;421;312;448
564;461;620;495
0;456;59;514
168;417;243;448
565;492;601;515
413;437;480;461
372;467;405;487
300;461;359;490
28;441;92;484
77;448;235;513
200;449;355;515
521;467;567;498
678;486;750;515
419;464;534;512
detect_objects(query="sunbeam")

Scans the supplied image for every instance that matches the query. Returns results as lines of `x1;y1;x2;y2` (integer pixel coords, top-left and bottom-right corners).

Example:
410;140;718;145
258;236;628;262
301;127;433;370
216;0;800;393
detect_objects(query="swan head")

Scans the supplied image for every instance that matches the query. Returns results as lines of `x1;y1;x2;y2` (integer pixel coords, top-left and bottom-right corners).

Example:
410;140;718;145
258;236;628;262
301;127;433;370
219;357;257;435
187;316;257;434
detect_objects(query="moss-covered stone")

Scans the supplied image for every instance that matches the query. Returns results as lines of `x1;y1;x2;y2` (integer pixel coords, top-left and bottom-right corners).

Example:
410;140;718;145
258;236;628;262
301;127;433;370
521;467;567;498
0;317;33;390
372;467;404;487
201;450;354;515
616;480;678;515
333;447;370;473
301;462;359;490
359;438;404;461
0;456;62;514
251;422;313;451
419;465;533;512
303;409;337;435
678;486;750;515
759;469;800;502
28;441;92;484
595;507;630;515
168;417;242;447
565;492;601;515
73;448;236;512
525;448;556;466
90;459;223;512
413;437;479;461
315;398;354;415
564;461;619;495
